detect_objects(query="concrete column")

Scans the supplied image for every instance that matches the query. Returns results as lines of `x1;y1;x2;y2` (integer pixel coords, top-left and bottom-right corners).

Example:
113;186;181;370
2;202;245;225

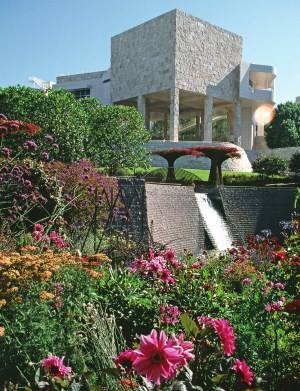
196;114;201;140
203;95;213;142
241;108;254;150
137;95;146;118
163;112;168;140
200;109;204;140
227;110;235;143
233;101;242;146
145;110;151;130
169;87;179;142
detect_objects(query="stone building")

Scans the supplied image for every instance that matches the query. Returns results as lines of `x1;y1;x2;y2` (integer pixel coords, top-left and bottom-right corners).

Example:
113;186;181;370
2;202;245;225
54;9;276;151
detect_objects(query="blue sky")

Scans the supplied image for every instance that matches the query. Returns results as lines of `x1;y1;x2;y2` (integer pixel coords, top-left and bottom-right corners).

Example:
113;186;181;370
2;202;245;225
1;0;299;103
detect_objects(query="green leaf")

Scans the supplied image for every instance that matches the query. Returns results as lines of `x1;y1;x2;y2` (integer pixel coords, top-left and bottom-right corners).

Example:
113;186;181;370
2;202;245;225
180;313;199;337
211;374;227;384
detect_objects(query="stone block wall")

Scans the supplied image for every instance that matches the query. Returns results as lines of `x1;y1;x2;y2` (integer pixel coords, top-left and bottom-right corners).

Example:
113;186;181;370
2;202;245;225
175;10;242;101
220;187;297;241
145;183;205;254
111;10;176;102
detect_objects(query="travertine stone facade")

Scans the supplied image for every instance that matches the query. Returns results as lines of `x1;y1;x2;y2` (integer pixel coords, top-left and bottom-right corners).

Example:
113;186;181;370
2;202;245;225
111;10;176;102
175;11;242;102
111;9;242;103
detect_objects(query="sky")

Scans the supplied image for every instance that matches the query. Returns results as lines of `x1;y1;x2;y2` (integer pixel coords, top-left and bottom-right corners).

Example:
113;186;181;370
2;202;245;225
0;0;299;104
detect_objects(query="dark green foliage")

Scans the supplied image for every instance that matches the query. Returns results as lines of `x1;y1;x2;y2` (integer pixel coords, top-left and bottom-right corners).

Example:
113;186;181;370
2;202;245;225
252;156;288;176
80;98;151;174
265;102;300;148
0;86;88;162
289;152;300;173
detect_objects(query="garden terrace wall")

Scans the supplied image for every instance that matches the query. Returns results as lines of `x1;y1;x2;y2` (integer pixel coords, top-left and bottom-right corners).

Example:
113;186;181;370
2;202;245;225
220;187;298;241
117;178;149;245
145;183;205;254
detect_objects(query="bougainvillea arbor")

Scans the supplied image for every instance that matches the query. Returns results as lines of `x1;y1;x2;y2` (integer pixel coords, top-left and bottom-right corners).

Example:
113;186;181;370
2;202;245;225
154;145;241;185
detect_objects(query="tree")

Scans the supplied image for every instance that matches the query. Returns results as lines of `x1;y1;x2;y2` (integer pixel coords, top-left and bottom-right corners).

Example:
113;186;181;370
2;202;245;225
265;102;300;148
80;99;151;175
0;86;89;162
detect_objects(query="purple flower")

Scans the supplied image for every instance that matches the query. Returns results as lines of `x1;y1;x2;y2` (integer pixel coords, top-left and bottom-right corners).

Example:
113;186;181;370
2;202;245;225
45;134;54;142
1;147;11;158
52;143;59;149
23;140;38;151
42;151;49;161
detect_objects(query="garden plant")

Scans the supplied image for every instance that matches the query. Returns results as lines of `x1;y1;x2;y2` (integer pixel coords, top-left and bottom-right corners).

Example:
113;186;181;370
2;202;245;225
0;114;299;391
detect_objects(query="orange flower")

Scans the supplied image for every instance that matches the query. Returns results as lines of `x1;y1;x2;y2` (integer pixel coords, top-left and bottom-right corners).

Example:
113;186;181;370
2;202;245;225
15;296;23;303
41;271;53;281
84;269;103;279
40;291;55;301
0;299;7;308
0;326;5;337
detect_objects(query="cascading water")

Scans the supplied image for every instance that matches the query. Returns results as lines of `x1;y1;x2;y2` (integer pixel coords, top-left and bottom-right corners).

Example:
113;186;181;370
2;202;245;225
195;193;232;251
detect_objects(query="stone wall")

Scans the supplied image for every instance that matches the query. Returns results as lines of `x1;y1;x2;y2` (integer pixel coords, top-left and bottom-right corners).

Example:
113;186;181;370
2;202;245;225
145;183;205;254
220;187;297;241
117;178;149;245
111;10;176;102
175;10;242;101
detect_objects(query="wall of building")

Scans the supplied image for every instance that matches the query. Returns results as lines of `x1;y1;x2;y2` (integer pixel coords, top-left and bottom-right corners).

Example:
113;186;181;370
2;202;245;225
55;70;111;104
111;10;176;102
175;10;242;101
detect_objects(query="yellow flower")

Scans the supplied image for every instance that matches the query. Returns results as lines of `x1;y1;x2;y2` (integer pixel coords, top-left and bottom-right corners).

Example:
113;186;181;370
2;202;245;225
40;291;55;301
0;326;5;337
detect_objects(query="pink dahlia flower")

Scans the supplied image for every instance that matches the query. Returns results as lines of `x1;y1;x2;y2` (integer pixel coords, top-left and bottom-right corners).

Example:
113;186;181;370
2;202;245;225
133;329;182;385
41;355;72;378
232;358;254;385
213;319;236;356
114;349;137;373
168;333;195;366
197;316;235;356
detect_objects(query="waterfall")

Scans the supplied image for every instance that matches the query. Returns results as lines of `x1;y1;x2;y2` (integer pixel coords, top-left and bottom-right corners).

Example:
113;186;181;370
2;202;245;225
195;193;232;251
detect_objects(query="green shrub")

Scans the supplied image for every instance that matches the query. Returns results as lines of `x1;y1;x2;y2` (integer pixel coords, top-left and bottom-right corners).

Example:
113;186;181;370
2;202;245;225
0;86;89;162
80;99;151;174
252;156;288;176
265;101;300;148
289;152;300;173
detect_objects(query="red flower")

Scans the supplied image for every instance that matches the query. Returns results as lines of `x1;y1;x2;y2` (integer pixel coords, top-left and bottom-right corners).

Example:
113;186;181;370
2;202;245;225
284;299;300;313
114;350;137;373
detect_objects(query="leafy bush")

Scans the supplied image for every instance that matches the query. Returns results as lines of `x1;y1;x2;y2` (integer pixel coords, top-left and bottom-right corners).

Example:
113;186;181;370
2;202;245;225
0;86;89;162
265;101;300;148
81;99;151;174
252;155;288;176
289;152;300;173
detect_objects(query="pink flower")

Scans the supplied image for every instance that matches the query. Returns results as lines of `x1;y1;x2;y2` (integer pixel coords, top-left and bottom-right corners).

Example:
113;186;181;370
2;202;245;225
49;231;67;248
23;140;38;151
265;297;286;312
32;223;44;242
197;316;235;356
159;269;175;285
242;278;252;286
114;349;137;373
160;304;181;325
133;330;182;385
213;319;236;356
164;248;176;261
274;282;285;290
168;333;194;366
232;358;254;385
41;355;72;378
